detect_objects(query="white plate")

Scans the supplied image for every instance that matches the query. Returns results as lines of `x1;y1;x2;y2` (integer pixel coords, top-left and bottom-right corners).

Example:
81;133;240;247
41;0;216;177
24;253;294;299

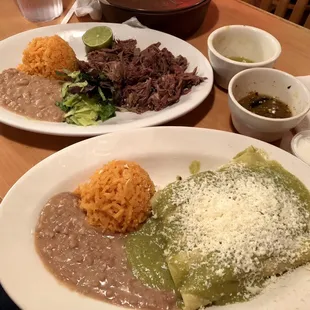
1;127;310;310
0;23;213;137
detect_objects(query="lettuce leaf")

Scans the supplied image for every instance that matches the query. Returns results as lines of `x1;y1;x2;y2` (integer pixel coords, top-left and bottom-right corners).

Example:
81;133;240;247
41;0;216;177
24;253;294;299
56;70;116;126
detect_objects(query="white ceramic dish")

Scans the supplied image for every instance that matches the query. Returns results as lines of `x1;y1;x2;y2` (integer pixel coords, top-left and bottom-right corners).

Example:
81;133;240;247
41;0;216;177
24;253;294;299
1;127;310;310
0;23;213;137
207;25;281;89
291;130;310;165
295;76;310;132
228;68;310;142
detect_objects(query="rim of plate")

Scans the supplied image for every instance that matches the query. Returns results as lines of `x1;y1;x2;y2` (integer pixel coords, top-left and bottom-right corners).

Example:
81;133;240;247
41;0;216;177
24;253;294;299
1;127;310;310
0;23;213;137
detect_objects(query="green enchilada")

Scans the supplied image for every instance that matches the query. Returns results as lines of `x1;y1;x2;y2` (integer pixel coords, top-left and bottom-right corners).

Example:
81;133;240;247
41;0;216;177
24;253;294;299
126;147;310;310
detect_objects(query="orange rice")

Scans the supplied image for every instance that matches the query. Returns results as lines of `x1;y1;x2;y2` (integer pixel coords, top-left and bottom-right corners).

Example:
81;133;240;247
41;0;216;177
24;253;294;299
75;160;155;233
18;35;77;79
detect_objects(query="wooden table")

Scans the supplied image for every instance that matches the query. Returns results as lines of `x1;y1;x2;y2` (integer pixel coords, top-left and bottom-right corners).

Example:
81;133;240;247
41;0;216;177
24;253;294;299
0;0;310;198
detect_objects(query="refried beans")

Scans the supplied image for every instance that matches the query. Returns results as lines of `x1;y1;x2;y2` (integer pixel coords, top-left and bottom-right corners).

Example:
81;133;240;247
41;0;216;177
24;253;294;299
35;192;177;310
0;68;64;122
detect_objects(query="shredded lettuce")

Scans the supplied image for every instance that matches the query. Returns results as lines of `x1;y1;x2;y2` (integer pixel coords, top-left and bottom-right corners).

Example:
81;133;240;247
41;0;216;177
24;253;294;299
58;94;115;126
56;70;116;126
98;87;106;101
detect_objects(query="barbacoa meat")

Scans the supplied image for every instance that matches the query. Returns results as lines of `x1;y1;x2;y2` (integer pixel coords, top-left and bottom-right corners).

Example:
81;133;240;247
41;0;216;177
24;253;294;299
78;39;206;113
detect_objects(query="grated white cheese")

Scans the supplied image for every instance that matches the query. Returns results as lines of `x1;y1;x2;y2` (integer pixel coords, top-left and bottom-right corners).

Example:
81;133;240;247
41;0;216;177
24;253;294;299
164;163;310;276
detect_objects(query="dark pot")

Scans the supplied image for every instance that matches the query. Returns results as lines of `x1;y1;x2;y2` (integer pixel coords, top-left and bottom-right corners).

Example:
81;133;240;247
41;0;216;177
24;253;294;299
100;0;211;39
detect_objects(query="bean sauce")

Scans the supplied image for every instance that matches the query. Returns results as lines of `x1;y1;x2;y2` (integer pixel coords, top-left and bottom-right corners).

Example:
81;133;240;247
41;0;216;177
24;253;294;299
35;192;177;310
0;69;64;122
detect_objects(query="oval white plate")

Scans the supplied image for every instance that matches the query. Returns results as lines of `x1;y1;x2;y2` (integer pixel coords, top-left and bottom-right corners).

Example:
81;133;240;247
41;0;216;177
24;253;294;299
0;23;213;137
1;127;310;310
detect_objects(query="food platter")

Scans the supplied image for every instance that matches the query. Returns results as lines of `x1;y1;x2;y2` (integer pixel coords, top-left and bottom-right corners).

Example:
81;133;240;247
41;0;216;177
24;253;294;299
0;127;310;310
0;23;213;137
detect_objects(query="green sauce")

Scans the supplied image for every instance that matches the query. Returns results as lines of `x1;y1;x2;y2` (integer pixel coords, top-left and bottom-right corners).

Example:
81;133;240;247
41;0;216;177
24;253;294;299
189;160;201;175
125;219;176;291
229;56;254;63
239;92;292;119
125;147;310;308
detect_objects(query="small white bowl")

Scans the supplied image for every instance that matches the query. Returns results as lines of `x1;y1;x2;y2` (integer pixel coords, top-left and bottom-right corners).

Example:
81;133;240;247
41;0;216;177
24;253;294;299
228;68;310;142
291;130;310;165
207;25;281;89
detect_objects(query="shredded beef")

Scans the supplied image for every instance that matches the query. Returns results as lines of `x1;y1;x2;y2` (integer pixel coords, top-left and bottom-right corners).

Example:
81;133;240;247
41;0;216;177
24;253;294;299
78;39;206;113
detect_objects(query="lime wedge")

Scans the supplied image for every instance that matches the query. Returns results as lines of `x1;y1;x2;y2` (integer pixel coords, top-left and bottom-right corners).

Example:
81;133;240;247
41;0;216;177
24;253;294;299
82;26;113;51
